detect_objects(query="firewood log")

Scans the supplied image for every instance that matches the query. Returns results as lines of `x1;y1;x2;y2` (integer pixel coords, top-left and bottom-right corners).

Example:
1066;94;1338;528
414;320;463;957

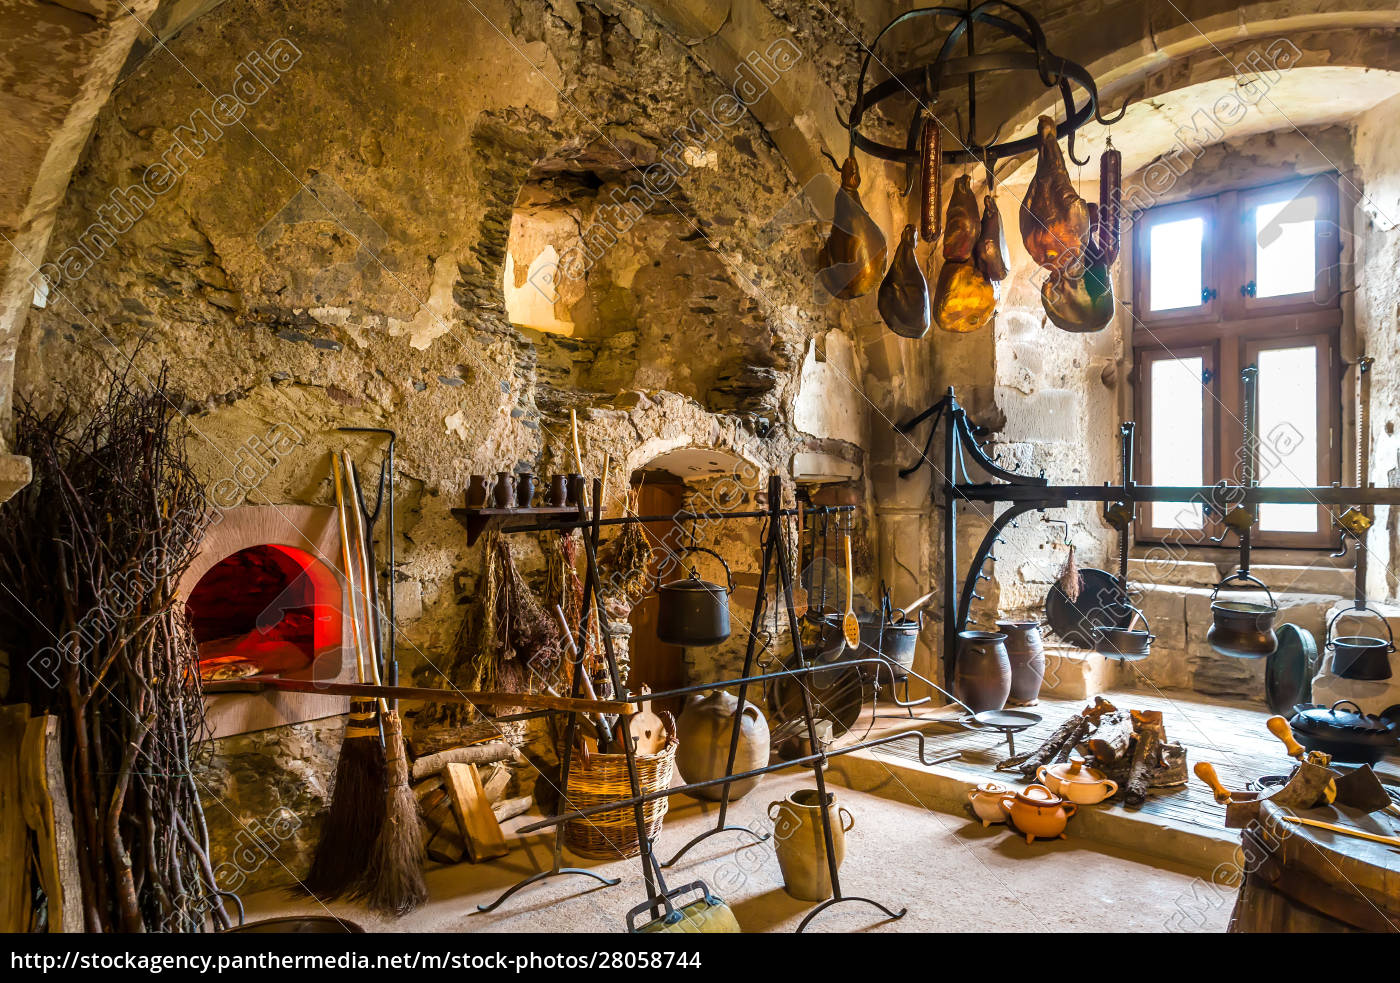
410;742;518;782
1125;721;1164;806
491;795;533;823
1079;710;1134;763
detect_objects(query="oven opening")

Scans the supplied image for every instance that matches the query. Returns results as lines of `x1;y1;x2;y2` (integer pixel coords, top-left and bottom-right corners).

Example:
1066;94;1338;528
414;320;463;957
186;544;342;682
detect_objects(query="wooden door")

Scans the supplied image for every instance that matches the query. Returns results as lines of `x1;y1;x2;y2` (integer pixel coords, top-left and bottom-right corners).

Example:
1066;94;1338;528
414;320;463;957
627;480;687;714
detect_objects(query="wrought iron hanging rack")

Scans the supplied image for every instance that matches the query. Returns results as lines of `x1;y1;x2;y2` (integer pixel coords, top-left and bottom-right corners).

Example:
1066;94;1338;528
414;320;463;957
842;0;1127;171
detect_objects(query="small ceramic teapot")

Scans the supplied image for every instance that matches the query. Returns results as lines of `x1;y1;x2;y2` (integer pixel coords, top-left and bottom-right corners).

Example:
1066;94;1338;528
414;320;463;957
999;783;1077;843
966;781;1013;827
1036;757;1119;805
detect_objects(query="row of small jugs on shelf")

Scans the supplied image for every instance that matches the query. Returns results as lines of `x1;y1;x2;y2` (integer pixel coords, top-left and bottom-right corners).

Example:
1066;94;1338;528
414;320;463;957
465;471;583;510
967;758;1119;843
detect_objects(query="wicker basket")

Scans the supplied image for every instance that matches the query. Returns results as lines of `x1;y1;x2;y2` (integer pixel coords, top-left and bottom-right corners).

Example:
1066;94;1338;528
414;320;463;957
563;735;678;859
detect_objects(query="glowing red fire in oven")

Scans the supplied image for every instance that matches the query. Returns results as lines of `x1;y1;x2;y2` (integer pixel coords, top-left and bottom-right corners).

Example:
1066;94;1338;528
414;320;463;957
186;544;342;681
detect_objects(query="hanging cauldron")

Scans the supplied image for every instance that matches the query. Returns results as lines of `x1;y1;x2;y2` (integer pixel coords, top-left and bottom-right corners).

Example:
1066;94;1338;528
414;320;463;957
1091;605;1154;662
1325;606;1395;681
1207;573;1279;659
655;546;734;647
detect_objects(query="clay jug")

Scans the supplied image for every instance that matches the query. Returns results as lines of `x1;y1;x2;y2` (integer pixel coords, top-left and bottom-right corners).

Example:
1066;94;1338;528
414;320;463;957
768;789;853;901
675;690;770;801
996;620;1046;706
953;630;1011;713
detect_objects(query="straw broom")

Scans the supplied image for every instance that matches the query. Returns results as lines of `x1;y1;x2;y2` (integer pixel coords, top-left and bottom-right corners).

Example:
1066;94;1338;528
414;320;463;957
344;450;427;916
300;453;386;898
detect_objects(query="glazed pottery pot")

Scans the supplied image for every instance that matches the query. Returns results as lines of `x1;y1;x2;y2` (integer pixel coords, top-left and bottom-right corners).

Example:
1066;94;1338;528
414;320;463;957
999;783;1077;843
675;690;770;801
953;630;1011;713
768;789;854;901
566;473;585;506
548;474;570;507
967;781;1013;827
492;471;516;509
515;472;537;508
1036;757;1119;805
465;474;490;509
996;620;1045;705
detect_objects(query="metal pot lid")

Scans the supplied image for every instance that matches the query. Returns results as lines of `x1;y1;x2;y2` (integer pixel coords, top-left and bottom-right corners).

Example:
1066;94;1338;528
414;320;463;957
1290;700;1396;737
1266;624;1317;715
661;576;727;593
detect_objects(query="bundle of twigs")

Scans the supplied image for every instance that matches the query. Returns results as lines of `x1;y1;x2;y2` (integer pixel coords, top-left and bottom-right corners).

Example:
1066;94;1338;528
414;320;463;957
0;363;222;932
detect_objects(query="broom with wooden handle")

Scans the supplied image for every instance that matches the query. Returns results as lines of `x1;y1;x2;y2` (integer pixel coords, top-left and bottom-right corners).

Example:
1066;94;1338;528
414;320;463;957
344;451;427;915
300;453;386;898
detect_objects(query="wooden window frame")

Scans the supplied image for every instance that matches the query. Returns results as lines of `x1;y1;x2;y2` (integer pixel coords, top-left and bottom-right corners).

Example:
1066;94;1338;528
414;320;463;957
1132;175;1343;551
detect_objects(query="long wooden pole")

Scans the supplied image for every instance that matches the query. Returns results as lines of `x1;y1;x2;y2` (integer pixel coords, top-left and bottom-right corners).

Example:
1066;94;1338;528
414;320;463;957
203;675;636;715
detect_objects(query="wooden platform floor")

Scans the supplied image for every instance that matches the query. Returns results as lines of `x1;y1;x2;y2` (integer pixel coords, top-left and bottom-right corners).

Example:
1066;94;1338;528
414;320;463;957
847;687;1400;843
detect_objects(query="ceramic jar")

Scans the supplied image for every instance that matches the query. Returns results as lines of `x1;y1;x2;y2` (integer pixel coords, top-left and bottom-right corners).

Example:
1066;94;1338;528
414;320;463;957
967;781;1013;827
953;630;1011;713
996;620;1045;706
675;690;770;801
548;474;570;507
999;783;1077;843
515;472;537;508
493;471;516;508
465;474;490;508
768;789;854;901
1036;757;1119;805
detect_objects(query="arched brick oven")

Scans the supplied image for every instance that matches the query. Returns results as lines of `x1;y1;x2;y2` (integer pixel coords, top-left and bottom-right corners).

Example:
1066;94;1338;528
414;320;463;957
178;505;356;738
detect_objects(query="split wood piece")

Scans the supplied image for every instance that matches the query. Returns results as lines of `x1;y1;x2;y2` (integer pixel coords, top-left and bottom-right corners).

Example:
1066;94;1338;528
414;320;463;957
410;742;518;783
417;786;467;865
442;763;509;862
204;676;636;716
20;715;83;933
492;795;533;824
1124;720;1163;806
1;705;31;933
997;695;1120;773
1078;710;1133;763
481;764;511;803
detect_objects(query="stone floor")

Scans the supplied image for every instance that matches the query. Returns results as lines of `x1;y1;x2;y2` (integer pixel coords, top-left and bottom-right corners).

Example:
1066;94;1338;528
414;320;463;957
240;767;1232;933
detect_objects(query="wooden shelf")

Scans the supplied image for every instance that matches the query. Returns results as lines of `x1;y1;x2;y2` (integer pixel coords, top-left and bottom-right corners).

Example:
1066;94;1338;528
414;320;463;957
450;505;578;545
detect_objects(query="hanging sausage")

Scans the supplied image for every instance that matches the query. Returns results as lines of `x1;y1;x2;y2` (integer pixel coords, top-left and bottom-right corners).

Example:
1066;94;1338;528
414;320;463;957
878;225;931;339
1093;138;1122;265
974;194;1009;282
817;155;887;299
919;112;942;243
1020;116;1091;277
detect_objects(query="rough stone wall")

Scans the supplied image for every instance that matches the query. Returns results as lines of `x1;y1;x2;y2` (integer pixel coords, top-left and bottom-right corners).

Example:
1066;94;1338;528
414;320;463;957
1352;93;1400;603
14;0;883;892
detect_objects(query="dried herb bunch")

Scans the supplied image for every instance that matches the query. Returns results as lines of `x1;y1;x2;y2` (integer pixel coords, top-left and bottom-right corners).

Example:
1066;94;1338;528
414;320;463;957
0;363;223;932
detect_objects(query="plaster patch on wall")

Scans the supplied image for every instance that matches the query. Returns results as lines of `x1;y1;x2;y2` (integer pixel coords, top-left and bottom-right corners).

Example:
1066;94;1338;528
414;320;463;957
389;253;461;350
794;329;864;445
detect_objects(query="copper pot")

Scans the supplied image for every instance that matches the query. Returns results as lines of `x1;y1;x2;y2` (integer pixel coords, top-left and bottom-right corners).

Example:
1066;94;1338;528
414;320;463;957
1208;574;1278;659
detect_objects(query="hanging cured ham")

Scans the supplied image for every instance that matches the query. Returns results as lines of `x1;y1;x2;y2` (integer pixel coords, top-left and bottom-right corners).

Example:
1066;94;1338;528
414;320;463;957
974;194;1009;282
1020;116;1091;276
933;180;997;333
1042;259;1114;333
878;225;931;338
942;175;980;262
817;155;887;299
